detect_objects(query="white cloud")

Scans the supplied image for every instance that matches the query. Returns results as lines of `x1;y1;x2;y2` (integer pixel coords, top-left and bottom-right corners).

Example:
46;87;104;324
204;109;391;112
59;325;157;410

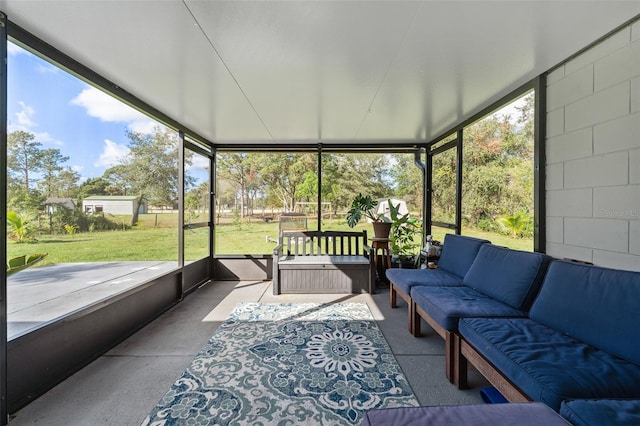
7;42;27;56
71;86;156;132
6;127;65;147
95;139;130;168
187;154;210;172
33;131;64;147
7;101;65;147
15;101;37;128
129;119;160;134
36;63;58;74
71;165;85;173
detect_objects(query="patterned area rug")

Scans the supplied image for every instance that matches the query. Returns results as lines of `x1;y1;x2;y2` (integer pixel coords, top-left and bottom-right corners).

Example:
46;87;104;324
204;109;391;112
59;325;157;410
142;302;418;425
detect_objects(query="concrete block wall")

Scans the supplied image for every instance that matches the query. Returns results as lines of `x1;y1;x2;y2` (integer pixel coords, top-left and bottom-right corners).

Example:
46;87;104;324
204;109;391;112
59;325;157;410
546;17;640;272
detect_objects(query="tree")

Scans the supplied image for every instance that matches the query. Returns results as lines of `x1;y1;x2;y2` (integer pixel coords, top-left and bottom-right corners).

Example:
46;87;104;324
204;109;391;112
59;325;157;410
7;131;46;212
111;126;185;226
78;177;115;198
214;178;238;222
7;185;44;214
185;181;210;223
431;148;457;224
460;94;535;231
388;154;423;214
38;148;70;197
324;153;392;213
255;153;316;212
102;165;132;196
217;153;253;218
8;130;43;191
56;168;81;198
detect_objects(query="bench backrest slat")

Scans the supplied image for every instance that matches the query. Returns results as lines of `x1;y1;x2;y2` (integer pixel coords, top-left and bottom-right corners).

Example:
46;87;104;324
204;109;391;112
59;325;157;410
279;230;368;256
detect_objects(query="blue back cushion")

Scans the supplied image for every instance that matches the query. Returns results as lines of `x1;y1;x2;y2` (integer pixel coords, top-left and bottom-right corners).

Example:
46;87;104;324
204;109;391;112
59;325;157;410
530;261;640;365
463;244;550;310
437;234;490;279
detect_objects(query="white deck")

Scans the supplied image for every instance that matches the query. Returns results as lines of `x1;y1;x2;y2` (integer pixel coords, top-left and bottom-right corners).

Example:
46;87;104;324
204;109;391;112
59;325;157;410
7;261;179;339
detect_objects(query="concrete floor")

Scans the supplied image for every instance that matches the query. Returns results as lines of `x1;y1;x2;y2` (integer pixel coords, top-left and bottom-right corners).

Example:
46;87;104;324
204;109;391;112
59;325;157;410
8;280;489;425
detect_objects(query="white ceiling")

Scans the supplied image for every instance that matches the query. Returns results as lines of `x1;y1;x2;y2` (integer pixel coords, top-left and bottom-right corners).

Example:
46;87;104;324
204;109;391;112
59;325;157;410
1;1;639;146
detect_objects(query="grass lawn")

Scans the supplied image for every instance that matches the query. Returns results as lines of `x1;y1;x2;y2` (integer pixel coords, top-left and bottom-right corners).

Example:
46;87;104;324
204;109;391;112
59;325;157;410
8;228;180;265
7;215;532;267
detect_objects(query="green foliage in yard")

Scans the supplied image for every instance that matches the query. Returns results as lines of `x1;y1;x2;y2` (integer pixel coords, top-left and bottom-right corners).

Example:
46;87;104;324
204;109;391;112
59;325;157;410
6;95;536;265
6;211;36;243
7;214;532;268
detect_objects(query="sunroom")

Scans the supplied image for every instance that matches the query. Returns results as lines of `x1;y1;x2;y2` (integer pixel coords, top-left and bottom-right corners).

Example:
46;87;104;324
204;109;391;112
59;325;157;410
1;1;639;425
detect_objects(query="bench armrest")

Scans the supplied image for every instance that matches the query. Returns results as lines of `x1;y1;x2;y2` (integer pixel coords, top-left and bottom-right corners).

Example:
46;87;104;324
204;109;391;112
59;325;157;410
363;243;375;294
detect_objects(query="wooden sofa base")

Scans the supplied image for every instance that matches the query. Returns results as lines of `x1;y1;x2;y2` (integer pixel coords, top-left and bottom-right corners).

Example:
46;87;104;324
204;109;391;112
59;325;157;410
457;333;531;402
389;283;416;334
414;303;456;382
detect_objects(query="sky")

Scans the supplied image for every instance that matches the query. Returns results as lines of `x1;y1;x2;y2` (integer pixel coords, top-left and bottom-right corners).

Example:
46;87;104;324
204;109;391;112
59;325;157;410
6;39;524;190
7;41;208;186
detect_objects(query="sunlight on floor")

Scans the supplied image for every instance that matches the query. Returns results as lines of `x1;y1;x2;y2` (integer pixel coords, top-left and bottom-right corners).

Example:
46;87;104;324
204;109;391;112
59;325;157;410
201;281;386;322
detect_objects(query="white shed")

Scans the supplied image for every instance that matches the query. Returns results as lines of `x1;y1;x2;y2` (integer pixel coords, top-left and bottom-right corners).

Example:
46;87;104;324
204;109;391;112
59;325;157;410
44;197;76;215
82;196;147;215
373;198;408;220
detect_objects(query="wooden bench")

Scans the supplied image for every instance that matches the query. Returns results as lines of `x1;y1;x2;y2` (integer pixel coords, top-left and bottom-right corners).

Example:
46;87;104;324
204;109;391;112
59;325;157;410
272;230;374;295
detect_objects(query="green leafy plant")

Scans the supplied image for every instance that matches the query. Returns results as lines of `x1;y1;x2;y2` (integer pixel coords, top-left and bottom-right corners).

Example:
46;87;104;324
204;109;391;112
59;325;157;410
346;194;391;228
6;211;35;243
64;224;78;236
388;199;421;259
232;208;242;230
7;253;48;276
496;212;533;239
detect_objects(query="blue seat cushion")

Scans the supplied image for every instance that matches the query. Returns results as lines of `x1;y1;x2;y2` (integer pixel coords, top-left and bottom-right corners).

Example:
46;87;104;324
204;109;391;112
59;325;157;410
459;317;640;411
437;234;490;278
560;399;640;426
386;268;463;295
362;403;569;426
463;244;550;310
530;261;640;365
411;286;526;330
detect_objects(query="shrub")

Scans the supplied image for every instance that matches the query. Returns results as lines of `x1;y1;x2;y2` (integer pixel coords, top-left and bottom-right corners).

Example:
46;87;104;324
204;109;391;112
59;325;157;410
7;211;36;243
496;212;533;239
477;217;499;233
64;224;77;236
50;207;121;233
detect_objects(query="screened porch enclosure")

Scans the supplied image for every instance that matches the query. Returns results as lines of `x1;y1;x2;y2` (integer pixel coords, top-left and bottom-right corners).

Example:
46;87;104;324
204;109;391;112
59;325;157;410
1;2;640;424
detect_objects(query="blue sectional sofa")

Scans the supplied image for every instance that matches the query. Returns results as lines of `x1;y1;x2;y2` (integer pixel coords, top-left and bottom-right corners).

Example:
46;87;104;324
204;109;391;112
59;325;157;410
362;399;640;425
457;260;640;410
560;399;640;426
410;244;550;382
362;402;570;426
386;233;489;333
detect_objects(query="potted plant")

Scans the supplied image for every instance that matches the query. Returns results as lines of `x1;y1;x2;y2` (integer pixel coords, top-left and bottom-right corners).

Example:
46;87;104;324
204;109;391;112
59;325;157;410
388;200;421;268
346;194;392;238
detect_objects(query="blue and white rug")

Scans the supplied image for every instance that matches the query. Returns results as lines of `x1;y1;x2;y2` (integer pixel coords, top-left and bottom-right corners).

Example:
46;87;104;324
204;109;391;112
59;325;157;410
142;302;418;425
